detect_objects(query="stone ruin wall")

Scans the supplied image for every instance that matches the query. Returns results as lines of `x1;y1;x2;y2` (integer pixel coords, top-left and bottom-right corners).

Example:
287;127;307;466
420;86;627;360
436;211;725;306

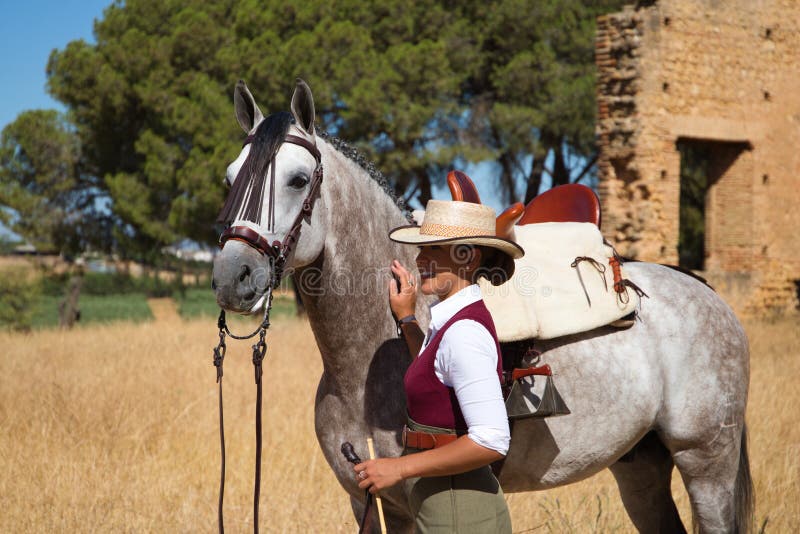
596;0;800;314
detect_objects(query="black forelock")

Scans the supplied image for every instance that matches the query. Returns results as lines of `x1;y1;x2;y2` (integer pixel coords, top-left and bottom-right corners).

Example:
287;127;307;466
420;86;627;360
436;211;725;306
217;111;295;225
247;111;295;179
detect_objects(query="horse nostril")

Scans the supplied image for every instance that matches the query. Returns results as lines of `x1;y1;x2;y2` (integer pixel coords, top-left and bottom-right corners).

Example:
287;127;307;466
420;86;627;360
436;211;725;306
239;264;251;283
243;291;256;301
211;278;217;290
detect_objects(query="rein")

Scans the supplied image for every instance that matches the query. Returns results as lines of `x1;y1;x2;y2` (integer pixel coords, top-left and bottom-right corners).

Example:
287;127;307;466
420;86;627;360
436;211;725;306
211;298;272;534
212;130;324;534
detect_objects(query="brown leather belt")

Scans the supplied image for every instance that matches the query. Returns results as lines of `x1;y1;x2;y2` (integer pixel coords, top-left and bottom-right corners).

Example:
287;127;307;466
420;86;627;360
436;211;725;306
402;425;459;450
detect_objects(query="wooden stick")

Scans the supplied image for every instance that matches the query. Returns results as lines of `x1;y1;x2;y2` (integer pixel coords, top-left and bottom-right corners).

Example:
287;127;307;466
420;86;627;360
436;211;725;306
366;438;388;534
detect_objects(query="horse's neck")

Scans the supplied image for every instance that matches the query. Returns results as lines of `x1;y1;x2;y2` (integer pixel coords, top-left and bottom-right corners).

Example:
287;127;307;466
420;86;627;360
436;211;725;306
297;142;417;385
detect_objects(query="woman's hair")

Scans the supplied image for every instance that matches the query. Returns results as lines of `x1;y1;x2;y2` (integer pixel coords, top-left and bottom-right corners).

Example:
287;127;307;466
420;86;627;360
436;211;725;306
453;244;515;286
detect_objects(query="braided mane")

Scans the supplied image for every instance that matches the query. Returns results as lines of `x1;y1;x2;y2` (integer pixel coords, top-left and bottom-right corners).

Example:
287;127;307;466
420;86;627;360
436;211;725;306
318;130;414;223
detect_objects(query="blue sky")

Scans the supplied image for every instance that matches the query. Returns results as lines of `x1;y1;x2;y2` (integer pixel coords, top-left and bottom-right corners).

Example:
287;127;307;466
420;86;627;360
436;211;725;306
0;0;110;131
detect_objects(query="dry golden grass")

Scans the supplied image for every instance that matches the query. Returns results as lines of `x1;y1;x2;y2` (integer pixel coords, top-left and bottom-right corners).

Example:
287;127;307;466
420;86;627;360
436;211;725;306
1;314;798;533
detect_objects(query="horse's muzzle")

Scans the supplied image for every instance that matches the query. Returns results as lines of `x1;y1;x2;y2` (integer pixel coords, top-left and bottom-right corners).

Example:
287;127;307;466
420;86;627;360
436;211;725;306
212;240;271;314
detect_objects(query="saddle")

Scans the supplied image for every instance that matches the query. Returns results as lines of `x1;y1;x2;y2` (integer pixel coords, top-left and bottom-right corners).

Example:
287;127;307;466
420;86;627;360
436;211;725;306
447;171;641;341
445;171;646;419
448;171;601;240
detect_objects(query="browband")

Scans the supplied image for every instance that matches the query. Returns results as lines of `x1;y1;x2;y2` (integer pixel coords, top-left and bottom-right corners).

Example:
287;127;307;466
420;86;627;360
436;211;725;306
242;133;320;163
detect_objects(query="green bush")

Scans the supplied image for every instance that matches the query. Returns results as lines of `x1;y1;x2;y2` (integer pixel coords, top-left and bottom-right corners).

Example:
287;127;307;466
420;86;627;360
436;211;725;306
0;267;41;331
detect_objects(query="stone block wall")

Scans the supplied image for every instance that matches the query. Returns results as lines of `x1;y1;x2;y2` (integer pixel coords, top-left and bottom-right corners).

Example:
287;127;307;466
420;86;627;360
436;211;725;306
596;0;800;314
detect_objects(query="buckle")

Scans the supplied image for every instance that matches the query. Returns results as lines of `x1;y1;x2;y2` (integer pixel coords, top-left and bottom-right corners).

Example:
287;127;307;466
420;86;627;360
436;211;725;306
402;425;408;448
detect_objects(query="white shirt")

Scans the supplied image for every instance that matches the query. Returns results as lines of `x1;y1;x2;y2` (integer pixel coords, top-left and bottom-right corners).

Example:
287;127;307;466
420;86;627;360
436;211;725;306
421;284;511;456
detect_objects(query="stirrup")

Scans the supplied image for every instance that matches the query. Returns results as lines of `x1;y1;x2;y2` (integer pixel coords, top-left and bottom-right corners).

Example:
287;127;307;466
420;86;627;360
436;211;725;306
504;364;571;420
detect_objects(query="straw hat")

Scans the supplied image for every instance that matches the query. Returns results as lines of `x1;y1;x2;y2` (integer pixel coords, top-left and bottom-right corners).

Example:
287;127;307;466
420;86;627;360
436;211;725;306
389;200;524;259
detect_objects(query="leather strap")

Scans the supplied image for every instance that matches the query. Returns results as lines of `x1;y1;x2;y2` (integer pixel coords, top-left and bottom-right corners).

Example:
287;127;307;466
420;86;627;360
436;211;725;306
285;134;321;162
219;132;324;263
510;363;552;382
217;379;226;533
220;226;279;257
253;367;264;534
212;327;226;534
402;426;459;449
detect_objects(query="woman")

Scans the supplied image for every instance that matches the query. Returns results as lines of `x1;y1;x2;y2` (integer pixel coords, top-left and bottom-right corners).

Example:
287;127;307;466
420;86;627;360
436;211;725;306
353;197;524;533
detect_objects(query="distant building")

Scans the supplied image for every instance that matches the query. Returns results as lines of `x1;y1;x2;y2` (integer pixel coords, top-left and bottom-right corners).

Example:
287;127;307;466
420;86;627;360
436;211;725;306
161;243;215;263
596;0;800;313
12;243;57;256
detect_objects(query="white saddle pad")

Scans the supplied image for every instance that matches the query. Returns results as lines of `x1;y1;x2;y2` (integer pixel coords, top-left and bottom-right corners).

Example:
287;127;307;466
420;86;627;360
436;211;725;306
478;222;640;341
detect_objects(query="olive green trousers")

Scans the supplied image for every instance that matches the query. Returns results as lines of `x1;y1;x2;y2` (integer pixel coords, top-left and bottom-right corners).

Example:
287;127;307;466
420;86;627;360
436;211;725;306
403;420;512;534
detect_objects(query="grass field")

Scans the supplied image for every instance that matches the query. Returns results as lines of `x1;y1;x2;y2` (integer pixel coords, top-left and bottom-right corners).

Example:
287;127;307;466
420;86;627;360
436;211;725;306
30;294;154;328
176;288;298;319
26;289;296;328
0;314;797;532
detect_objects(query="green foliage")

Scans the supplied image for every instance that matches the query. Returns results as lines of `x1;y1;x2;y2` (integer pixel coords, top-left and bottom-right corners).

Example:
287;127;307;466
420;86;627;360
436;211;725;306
0;267;42;331
0;235;22;255
0;110;111;255
472;0;624;201
0;0;627;257
46;1;242;249
30;293;153;329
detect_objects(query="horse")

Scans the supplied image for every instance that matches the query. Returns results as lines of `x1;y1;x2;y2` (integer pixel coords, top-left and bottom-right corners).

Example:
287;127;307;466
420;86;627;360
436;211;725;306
211;79;753;533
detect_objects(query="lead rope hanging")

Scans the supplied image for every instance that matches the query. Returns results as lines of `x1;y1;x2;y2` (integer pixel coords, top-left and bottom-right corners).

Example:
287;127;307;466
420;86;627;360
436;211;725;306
252;326;267;534
212;315;227;534
213;258;282;534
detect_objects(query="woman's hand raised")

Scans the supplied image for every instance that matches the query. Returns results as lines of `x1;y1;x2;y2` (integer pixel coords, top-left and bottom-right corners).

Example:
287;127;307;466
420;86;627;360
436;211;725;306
389;259;416;319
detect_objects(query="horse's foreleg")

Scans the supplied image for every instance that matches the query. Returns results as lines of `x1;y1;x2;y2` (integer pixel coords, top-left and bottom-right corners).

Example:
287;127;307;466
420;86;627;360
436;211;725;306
608;431;687;534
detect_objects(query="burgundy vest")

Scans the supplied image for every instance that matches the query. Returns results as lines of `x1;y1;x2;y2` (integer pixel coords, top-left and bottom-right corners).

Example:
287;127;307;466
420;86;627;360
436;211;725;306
404;300;503;432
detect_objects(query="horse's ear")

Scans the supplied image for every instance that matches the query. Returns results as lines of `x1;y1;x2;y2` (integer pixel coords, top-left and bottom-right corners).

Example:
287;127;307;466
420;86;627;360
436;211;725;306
234;80;264;133
290;78;315;135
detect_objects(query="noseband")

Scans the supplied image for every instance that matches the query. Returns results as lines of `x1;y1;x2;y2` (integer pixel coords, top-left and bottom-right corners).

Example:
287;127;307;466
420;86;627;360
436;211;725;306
219;132;324;268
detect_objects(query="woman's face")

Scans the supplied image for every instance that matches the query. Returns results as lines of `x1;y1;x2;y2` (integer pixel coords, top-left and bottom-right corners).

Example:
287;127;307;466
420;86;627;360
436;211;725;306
415;244;480;299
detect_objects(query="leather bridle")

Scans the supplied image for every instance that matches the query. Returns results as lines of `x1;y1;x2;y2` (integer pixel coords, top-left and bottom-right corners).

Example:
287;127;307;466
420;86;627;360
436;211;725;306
212;130;323;534
219;132;324;266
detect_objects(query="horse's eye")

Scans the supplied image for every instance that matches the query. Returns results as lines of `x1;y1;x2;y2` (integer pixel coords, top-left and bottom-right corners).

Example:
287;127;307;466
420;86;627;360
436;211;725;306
288;174;309;189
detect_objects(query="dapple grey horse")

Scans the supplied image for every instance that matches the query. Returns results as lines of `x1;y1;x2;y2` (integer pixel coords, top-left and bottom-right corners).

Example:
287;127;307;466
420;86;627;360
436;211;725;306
212;79;752;533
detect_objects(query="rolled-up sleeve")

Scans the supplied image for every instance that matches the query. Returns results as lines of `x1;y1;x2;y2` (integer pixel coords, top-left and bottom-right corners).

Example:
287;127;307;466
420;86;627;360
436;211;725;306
436;320;510;456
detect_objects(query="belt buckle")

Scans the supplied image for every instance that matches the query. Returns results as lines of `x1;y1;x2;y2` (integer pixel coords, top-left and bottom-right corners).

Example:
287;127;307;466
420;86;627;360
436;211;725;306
428;432;437;448
402;425;409;448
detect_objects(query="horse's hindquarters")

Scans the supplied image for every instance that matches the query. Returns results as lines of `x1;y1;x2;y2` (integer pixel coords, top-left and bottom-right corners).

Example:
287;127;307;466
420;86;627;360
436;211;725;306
497;262;749;497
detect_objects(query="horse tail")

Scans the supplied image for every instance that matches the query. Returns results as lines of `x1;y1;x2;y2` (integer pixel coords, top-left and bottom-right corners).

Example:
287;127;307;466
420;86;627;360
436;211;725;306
734;422;755;534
